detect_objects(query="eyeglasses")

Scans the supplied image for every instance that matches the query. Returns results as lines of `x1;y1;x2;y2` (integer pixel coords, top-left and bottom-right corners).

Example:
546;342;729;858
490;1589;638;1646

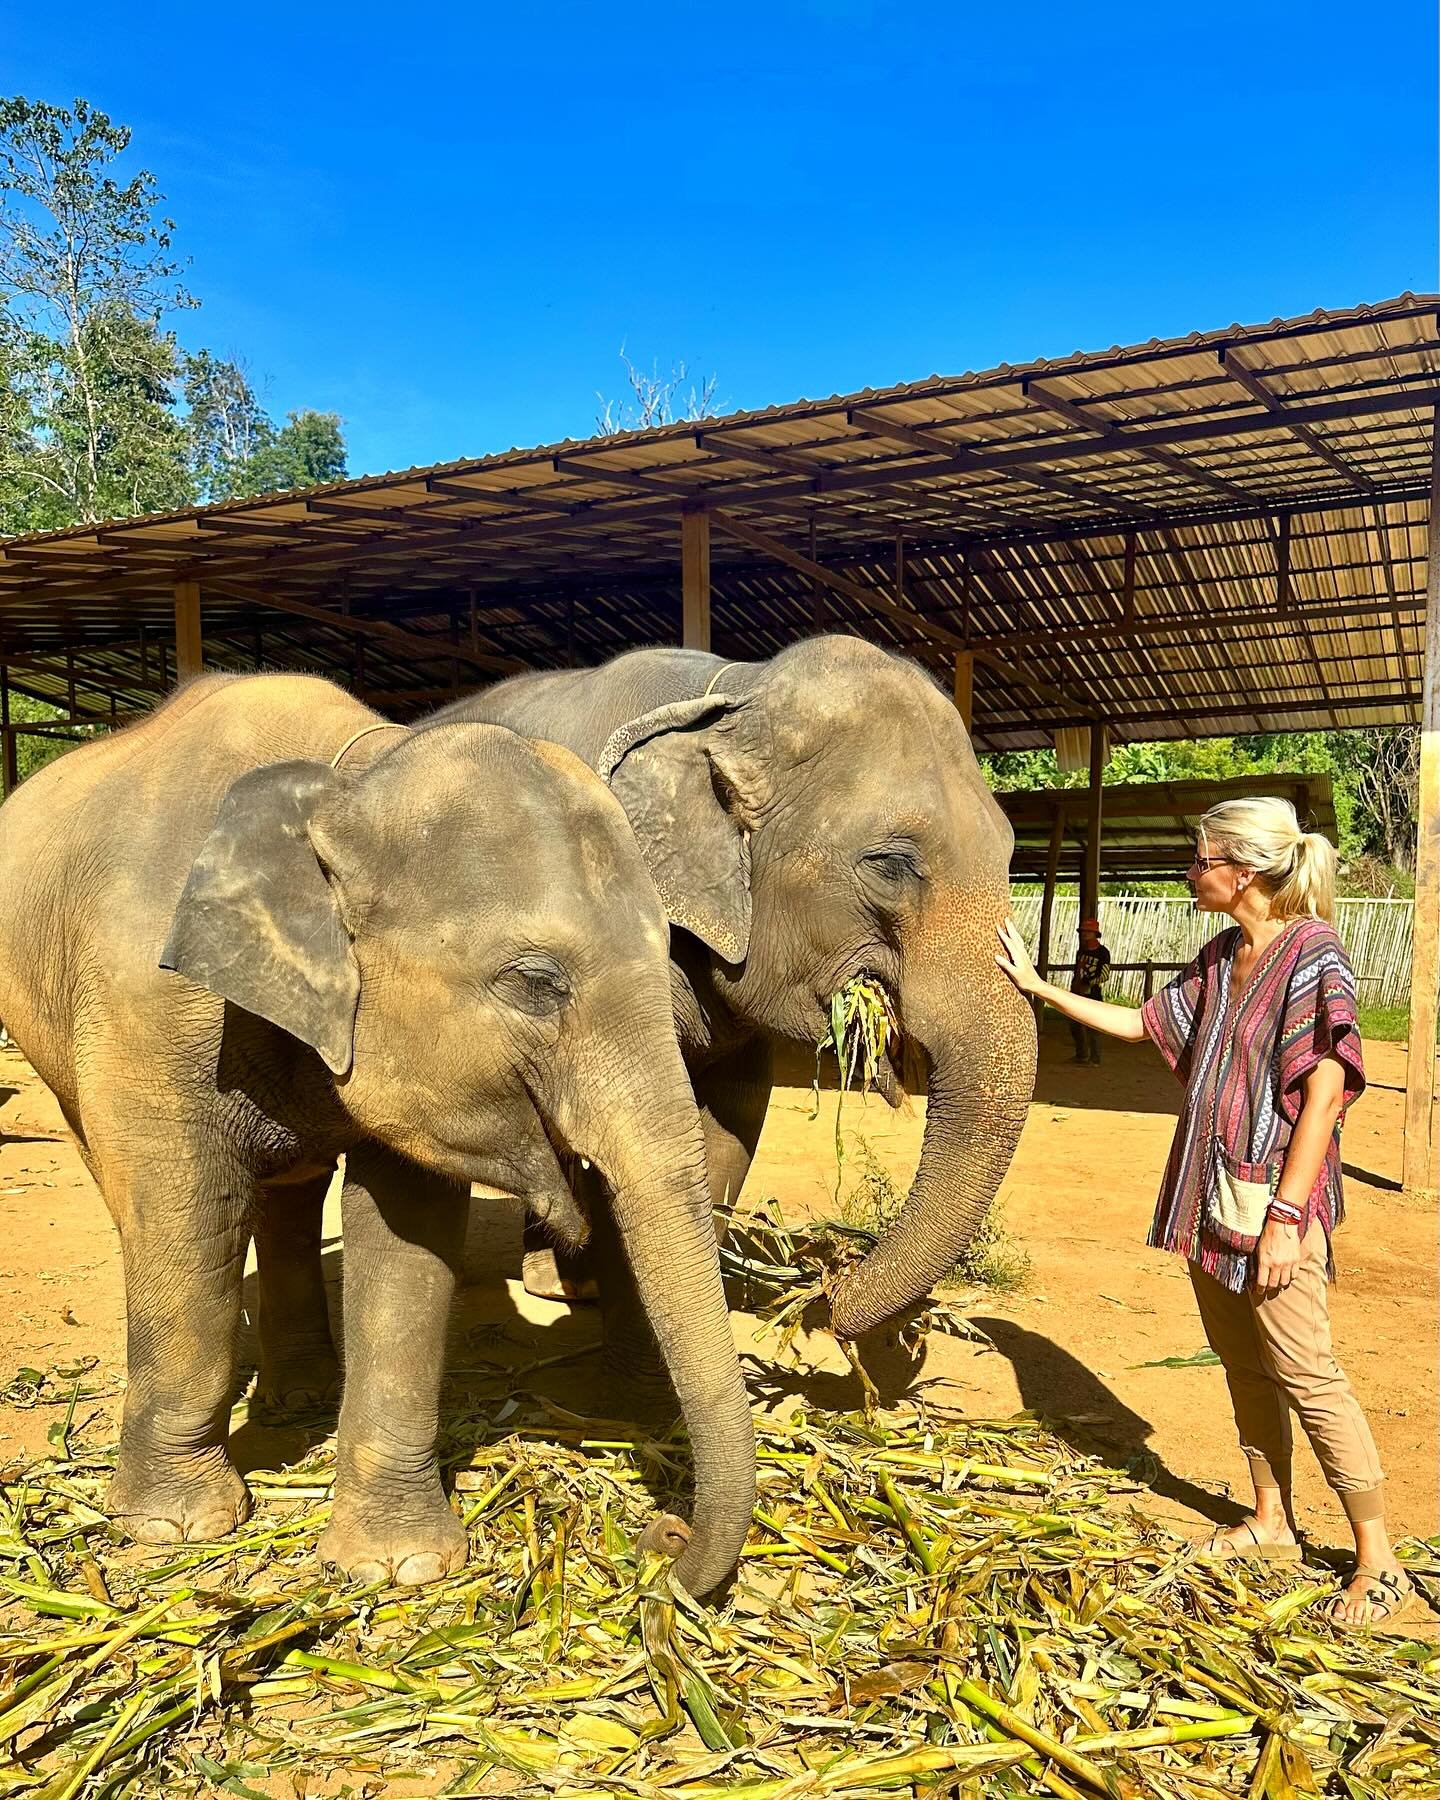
1188;855;1233;874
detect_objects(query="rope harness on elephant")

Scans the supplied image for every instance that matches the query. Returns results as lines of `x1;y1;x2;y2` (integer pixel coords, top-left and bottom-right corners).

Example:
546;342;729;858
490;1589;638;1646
330;722;409;772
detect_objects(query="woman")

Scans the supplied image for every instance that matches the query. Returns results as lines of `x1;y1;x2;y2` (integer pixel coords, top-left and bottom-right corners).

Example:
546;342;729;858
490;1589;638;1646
995;797;1415;1630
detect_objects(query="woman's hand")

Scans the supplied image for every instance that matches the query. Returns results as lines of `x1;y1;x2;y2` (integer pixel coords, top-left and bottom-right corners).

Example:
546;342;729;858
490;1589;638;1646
1253;1218;1302;1298
995;919;1043;996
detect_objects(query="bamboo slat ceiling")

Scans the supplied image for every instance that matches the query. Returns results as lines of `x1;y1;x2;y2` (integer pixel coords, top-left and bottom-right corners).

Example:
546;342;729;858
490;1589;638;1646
1;293;1436;749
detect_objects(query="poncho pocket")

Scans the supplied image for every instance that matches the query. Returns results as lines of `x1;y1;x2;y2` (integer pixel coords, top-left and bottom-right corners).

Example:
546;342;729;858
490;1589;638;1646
1208;1142;1281;1254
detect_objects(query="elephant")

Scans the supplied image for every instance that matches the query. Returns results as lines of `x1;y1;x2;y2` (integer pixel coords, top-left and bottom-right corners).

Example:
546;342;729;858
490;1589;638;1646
426;633;1038;1350
0;672;755;1595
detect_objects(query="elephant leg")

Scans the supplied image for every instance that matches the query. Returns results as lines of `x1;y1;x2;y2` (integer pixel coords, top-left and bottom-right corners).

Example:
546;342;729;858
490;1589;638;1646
318;1142;469;1586
99;1135;254;1545
251;1168;342;1422
696;1037;773;1227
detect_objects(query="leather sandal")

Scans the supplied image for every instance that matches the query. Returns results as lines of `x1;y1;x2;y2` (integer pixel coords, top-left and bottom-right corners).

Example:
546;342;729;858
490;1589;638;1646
1322;1565;1420;1632
1196;1518;1302;1563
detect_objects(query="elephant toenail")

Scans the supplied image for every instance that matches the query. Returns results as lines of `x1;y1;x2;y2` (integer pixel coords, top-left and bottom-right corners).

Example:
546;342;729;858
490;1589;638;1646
395;1552;445;1585
347;1560;388;1584
134;1517;183;1545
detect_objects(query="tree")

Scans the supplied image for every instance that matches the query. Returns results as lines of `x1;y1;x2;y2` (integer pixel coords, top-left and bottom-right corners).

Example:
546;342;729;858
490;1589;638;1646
185;353;347;501
0;94;348;530
595;347;719;435
184;349;271;500
0;96;193;525
226;408;347;498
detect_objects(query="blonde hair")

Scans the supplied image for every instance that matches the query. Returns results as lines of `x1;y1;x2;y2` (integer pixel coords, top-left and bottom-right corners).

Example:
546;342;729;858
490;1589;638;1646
1197;797;1336;923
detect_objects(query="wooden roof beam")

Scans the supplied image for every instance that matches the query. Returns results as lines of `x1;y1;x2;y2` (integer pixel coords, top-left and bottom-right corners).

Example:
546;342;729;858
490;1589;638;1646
846;406;1132;516
1221;350;1374;490
983;688;1421;736
550;456;703;499
422;476;580;516
201;582;527;676
707;508;1097;721
1020;379;1258;505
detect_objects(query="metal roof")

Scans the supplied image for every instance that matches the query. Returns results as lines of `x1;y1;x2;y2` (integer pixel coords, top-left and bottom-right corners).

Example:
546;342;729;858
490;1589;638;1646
1;292;1436;748
998;773;1337;883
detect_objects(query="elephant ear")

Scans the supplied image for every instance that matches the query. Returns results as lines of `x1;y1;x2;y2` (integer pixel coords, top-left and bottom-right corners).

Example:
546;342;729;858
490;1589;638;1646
598;695;752;963
160;761;359;1076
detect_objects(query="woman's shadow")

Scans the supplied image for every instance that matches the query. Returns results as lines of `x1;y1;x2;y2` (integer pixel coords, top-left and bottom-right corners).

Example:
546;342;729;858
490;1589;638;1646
970;1315;1243;1528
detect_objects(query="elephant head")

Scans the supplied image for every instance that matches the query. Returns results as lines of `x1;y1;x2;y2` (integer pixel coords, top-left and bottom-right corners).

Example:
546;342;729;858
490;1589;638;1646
600;636;1037;1340
162;723;755;1595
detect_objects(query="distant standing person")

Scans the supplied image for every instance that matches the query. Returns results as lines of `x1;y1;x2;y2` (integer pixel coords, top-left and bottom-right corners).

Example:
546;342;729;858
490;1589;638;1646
995;798;1414;1631
1069;917;1111;1065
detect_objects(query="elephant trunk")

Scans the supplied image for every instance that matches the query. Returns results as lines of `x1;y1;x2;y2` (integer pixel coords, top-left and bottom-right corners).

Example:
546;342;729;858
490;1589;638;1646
588;1062;756;1597
829;950;1036;1340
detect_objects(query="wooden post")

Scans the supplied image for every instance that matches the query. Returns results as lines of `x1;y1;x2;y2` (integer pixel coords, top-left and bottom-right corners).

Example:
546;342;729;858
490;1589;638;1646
810;515;824;631
0;669;14;798
1121;531;1137;624
1403;425;1440;1196
681;507;711;651
173;580;203;683
1082;723;1109;923
953;651;974;733
1035;801;1065;1027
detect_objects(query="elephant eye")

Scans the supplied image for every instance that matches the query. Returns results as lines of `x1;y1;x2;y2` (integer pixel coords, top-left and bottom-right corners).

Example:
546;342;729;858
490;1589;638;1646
862;845;922;883
497;958;572;1017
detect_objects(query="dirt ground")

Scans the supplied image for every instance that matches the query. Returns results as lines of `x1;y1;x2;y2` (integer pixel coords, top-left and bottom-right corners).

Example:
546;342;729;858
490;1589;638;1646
0;1015;1434;1568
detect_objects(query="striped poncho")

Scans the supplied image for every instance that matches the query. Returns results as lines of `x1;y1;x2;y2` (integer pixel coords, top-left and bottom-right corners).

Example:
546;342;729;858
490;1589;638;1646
1139;917;1366;1293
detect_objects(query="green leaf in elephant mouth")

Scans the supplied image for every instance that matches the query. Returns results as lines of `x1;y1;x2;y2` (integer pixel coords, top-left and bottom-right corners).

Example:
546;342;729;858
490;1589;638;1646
812;976;898;1193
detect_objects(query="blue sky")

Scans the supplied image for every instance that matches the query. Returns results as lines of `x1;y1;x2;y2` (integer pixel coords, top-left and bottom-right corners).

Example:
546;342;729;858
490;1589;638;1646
8;2;1436;477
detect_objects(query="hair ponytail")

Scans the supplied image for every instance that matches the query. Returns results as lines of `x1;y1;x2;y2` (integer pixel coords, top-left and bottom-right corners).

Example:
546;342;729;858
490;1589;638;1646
1197;797;1337;923
1270;829;1336;923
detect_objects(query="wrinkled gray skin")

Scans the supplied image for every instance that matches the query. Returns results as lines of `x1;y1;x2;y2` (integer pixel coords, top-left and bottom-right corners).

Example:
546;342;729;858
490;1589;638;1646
429;635;1037;1344
0;674;754;1596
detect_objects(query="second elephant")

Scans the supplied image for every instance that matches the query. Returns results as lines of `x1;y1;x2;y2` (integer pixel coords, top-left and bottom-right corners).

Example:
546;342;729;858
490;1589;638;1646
433;633;1037;1343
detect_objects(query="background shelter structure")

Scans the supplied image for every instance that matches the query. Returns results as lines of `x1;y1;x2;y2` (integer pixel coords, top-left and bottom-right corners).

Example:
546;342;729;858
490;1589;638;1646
0;293;1436;1193
1000;773;1339;999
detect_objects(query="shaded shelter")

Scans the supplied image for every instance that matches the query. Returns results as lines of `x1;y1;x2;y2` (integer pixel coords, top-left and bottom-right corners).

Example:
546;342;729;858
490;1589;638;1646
0;294;1435;1192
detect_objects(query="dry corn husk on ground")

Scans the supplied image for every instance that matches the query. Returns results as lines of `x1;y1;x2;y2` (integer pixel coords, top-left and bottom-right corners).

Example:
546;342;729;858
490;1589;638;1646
1;1335;1437;1799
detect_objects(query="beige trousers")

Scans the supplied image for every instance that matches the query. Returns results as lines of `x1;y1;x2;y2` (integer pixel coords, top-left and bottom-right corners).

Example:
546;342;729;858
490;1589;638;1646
1188;1219;1386;1524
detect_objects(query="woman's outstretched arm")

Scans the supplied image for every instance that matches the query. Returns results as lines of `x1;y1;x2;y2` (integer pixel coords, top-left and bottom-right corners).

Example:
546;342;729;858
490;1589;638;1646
995;918;1148;1042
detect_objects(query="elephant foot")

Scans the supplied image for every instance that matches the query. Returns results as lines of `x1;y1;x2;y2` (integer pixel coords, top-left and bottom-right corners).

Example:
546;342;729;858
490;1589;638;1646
522;1247;599;1303
108;1448;251;1545
318;1492;468;1587
250;1346;343;1424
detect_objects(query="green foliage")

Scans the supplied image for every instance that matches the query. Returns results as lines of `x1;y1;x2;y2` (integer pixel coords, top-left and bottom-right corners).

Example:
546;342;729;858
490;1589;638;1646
838;1138;1031;1295
946;1204;1032;1294
185;349;347;499
4;689;102;783
1355;1004;1437;1045
0;93;345;534
225;407;346;498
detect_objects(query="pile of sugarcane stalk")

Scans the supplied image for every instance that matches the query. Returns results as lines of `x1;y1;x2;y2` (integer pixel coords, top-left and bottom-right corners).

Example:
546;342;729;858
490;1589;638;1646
0;1377;1436;1798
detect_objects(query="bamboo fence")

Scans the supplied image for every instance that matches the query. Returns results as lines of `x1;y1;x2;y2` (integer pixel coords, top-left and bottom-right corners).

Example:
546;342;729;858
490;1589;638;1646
1011;896;1415;1007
